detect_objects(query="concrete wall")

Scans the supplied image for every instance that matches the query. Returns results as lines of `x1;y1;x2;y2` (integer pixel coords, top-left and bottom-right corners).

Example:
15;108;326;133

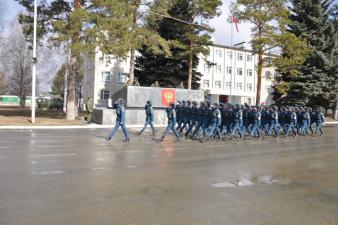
92;108;168;125
111;86;204;108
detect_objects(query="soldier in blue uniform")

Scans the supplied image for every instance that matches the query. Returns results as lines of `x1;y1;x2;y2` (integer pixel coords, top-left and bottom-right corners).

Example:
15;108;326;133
192;101;205;138
286;107;297;136
202;103;222;142
250;106;261;138
185;101;198;137
159;102;181;142
176;100;185;130
268;106;280;137
299;107;310;135
107;98;130;142
178;100;192;134
314;108;324;136
231;104;243;139
136;100;155;136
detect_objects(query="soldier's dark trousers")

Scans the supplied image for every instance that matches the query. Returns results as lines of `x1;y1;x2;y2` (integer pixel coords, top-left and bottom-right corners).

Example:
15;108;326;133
109;122;130;140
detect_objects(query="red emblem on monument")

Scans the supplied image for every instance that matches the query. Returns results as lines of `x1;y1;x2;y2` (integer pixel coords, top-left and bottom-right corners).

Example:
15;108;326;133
162;89;176;106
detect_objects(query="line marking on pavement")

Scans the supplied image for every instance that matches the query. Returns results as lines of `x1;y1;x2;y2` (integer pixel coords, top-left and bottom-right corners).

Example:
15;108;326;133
35;140;59;143
31;170;64;175
36;145;75;148
31;160;59;164
35;153;77;157
116;150;141;153
205;145;225;148
127;165;137;169
92;167;113;171
159;147;187;151
0;146;10;149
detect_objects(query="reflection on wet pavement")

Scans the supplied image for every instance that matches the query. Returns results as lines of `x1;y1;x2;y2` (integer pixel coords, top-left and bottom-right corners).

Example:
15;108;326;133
0;126;338;225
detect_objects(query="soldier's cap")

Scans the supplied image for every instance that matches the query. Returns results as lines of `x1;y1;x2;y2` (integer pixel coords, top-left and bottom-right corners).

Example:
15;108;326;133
181;100;186;103
146;100;152;105
169;102;175;107
118;98;124;104
200;101;205;105
213;103;219;107
187;100;191;104
219;103;224;107
192;101;198;105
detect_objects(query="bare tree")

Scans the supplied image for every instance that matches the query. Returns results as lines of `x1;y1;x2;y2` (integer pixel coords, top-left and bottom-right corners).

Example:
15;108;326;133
2;24;32;109
0;71;6;94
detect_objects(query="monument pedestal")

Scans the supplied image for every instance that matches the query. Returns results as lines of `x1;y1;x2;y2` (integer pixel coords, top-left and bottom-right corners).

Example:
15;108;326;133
93;86;204;125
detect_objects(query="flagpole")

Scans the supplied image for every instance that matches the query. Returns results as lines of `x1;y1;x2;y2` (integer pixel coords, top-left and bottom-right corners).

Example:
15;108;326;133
31;0;37;124
231;18;233;46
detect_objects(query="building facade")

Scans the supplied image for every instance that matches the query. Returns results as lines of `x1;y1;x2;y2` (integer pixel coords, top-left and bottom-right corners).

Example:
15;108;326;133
82;44;275;108
197;44;275;105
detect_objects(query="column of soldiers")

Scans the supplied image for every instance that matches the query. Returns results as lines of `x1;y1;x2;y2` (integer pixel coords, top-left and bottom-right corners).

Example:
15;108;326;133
173;101;325;142
106;98;325;143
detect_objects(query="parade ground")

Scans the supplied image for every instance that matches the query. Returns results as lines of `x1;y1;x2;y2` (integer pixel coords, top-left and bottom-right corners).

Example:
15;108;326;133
0;126;338;225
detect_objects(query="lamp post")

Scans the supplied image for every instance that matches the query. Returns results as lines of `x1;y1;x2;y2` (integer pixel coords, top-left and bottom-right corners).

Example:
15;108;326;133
31;0;37;123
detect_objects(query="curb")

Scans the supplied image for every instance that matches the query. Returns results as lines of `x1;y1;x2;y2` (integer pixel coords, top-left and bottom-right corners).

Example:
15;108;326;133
0;122;337;130
0;124;167;130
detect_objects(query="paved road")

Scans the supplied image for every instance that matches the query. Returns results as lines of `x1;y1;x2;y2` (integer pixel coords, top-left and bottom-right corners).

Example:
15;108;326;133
0;126;338;225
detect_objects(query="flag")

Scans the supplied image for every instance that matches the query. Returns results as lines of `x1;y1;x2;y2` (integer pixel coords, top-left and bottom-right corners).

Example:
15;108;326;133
233;15;239;33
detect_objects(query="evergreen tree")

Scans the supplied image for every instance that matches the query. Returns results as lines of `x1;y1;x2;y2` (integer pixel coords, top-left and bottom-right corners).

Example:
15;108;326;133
277;0;338;108
51;64;66;97
229;0;298;105
136;0;221;89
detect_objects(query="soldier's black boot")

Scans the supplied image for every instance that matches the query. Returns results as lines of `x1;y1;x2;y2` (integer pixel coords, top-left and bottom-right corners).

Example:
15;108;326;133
158;135;165;142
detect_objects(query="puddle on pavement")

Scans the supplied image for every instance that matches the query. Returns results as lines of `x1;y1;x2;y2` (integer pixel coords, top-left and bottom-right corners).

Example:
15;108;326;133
211;182;236;188
211;175;292;188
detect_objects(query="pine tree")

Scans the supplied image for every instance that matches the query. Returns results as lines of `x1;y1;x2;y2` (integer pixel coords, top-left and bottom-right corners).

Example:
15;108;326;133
230;0;309;105
136;0;221;89
279;0;338;108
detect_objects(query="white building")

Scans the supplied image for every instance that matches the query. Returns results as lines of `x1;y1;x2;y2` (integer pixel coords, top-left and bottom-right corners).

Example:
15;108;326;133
82;44;275;107
197;44;275;105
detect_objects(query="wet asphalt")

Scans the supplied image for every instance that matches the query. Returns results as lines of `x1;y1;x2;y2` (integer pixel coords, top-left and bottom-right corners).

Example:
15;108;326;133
0;126;338;225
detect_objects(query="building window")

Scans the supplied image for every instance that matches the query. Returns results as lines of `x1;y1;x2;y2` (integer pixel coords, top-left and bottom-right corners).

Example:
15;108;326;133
237;52;243;61
237;83;243;90
247;54;253;62
226;82;232;90
101;71;111;82
247;98;252;105
237;68;243;76
215;80;221;89
227;51;233;60
216;49;223;58
227;66;232;74
204;64;211;73
217;65;222;74
203;80;210;88
247;83;253;92
247;69;253;77
117;72;128;83
100;90;110;100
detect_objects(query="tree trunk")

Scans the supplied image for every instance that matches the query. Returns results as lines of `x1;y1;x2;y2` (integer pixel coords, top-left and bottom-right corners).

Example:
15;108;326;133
334;101;338;120
19;96;26;109
66;0;81;120
66;54;77;120
128;0;140;86
256;49;263;105
188;40;193;90
129;48;135;86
